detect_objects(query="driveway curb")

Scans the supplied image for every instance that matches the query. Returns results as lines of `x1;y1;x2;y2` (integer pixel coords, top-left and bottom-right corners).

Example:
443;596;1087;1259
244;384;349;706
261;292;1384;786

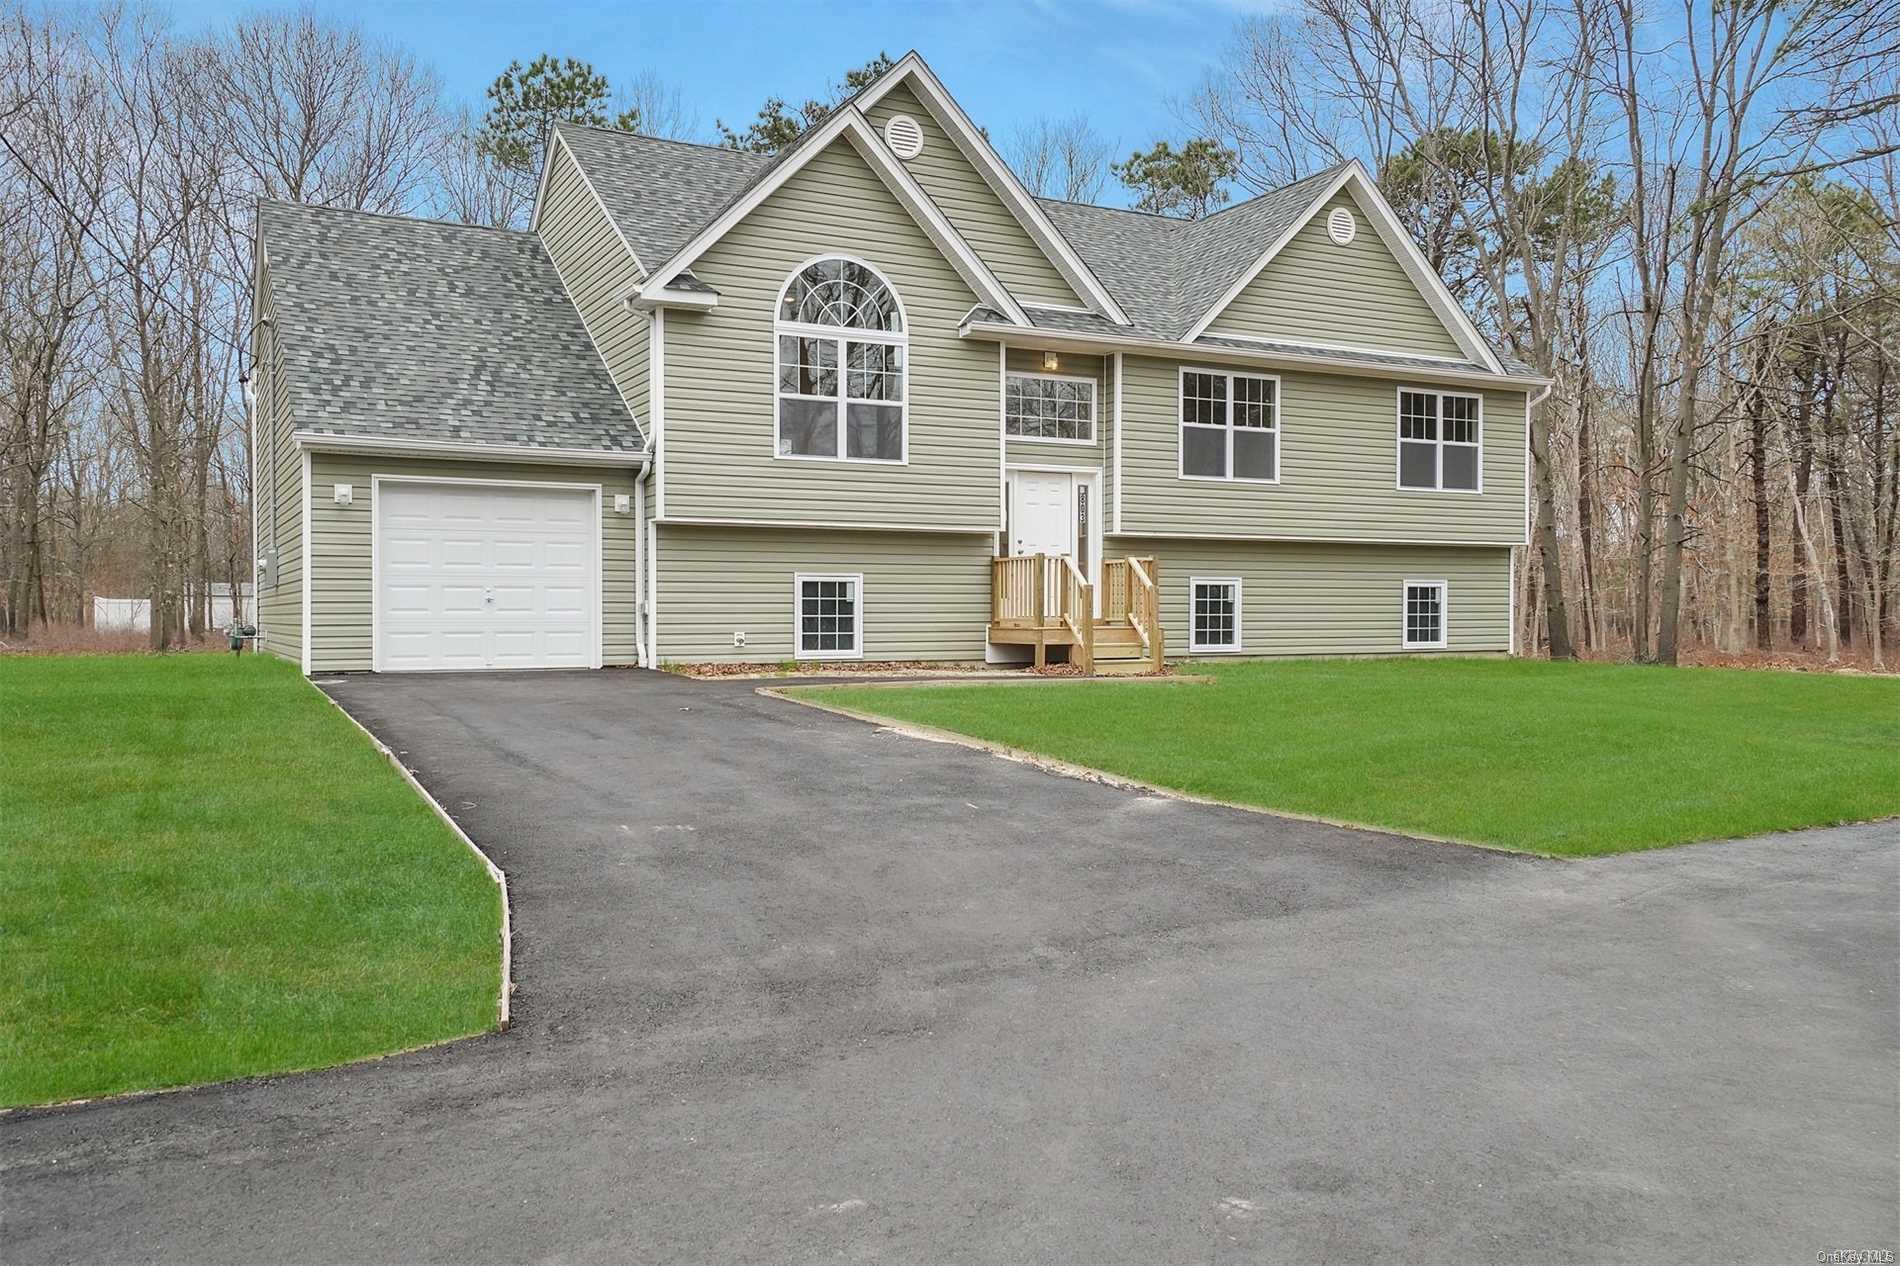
762;683;1554;859
320;684;515;1029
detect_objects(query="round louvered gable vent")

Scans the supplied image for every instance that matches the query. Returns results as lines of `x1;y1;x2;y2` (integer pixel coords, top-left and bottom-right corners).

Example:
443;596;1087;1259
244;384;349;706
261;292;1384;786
1327;206;1357;245
883;114;925;160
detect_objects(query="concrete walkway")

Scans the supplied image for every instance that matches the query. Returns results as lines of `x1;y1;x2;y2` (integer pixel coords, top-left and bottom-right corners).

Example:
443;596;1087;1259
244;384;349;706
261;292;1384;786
5;670;1894;1264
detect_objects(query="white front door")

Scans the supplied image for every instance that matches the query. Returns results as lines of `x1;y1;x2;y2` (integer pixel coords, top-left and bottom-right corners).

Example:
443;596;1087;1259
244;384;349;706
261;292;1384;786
1010;470;1076;559
376;480;598;672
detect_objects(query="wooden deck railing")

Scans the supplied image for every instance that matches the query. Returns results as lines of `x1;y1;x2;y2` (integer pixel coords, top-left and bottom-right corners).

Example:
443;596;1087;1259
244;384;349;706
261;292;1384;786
1125;556;1164;672
993;552;1163;674
991;553;1046;627
1058;556;1093;675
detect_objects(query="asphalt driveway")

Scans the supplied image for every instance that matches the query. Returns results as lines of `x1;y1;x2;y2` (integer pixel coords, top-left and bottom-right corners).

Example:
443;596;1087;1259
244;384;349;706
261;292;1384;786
5;669;1895;1264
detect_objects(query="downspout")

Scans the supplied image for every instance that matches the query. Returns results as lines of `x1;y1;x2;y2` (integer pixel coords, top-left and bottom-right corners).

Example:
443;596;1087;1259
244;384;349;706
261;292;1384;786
634;442;654;668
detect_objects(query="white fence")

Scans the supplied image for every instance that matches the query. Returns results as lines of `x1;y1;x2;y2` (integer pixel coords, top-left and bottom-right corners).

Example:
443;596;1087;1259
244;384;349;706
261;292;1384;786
92;588;251;632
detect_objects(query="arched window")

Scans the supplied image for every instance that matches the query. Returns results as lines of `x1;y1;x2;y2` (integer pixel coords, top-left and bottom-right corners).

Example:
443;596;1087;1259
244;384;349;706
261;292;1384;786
775;257;907;463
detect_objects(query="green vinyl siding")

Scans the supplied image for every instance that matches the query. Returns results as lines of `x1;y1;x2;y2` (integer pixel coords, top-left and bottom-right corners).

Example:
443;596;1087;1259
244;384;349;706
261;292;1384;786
660;135;997;531
655;524;993;663
861;82;1082;310
1205;190;1465;359
1117;355;1526;544
253;252;303;666
537;138;649;424
306;453;642;672
1003;346;1106;470
1112;539;1511;657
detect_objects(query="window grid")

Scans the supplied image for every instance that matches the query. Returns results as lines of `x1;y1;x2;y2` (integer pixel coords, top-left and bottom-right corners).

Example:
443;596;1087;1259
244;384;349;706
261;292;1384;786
1403;582;1446;648
797;575;861;658
775;258;906;464
1180;369;1279;483
1191;578;1241;652
1397;388;1481;491
1005;374;1096;442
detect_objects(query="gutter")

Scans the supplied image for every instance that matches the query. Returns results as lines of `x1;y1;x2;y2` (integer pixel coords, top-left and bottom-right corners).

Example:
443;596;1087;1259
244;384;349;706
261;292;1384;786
958;319;1552;391
291;431;649;467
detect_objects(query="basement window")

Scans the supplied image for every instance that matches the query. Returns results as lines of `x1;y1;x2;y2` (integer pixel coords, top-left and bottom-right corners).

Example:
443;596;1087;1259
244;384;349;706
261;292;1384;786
795;573;862;660
1402;580;1448;649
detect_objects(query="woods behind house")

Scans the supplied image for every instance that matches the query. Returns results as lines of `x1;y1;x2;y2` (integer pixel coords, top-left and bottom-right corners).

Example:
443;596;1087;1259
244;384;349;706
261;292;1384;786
2;2;1893;665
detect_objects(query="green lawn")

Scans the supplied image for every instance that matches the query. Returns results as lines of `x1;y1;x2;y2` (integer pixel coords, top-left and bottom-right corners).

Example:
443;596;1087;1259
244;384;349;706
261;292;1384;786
809;658;1900;857
0;654;502;1108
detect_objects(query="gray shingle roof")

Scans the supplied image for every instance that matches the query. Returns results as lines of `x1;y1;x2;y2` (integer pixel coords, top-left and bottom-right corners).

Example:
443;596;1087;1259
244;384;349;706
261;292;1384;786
552;123;769;272
259;201;643;452
1032;164;1351;340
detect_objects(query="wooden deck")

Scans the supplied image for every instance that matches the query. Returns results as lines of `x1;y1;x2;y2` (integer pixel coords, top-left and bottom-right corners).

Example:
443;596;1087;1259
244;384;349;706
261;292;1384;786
988;554;1165;675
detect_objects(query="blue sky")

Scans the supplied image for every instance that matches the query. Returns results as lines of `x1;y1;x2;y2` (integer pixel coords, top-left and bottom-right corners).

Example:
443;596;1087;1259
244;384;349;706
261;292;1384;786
174;0;1277;206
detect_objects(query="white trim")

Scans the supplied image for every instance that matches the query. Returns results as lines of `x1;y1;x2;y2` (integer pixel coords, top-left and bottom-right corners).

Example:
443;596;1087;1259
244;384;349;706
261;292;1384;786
635;108;1029;326
1003;370;1098;445
299;449;312;675
1401;578;1450;650
1508;545;1518;658
292;431;645;467
772;255;910;466
1005;465;1104;612
656;515;994;534
1204;330;1477;366
1112;352;1124;534
651;308;666;519
534;129;648;278
997;341;1009;531
1181;163;1504;374
1394;386;1484;495
1176;365;1282;485
368;473;606;674
1188;575;1244;654
1105;529;1523;547
646;516;659;665
793;571;865;661
634;474;648;668
959;320;1546;390
857;56;1132;325
628;287;717;312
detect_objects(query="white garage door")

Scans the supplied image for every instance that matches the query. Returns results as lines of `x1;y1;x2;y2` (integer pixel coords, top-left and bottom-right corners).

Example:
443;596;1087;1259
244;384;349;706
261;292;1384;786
376;480;598;671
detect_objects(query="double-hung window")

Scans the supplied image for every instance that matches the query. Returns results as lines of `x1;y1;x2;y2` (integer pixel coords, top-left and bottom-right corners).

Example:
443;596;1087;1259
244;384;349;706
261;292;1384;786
1402;580;1448;649
1190;578;1242;653
795;573;863;659
1397;389;1481;491
776;258;906;463
1180;369;1278;481
1005;374;1094;442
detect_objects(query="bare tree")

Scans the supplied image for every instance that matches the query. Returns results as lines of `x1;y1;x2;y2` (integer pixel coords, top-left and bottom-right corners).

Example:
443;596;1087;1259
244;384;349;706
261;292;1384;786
432;105;530;228
1007;113;1112;202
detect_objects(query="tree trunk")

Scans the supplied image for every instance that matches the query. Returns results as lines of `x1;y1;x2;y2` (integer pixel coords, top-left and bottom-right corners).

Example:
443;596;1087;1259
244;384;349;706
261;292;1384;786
1529;394;1574;659
1749;366;1771;649
1789;386;1815;647
1576;391;1599;651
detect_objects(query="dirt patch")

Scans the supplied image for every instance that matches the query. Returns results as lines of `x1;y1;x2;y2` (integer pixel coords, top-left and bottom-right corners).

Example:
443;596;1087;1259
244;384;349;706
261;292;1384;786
0;624;225;657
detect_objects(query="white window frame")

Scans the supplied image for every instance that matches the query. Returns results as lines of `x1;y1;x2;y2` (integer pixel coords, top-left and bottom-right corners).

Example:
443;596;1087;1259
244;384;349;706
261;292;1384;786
773;255;909;466
1004;371;1096;445
1401;578;1449;650
1177;366;1281;484
793;571;865;661
1395;388;1483;494
1189;576;1244;654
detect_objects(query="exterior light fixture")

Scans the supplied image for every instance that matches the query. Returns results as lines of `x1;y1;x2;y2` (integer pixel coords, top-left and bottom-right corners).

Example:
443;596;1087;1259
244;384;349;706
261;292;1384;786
1042;351;1059;371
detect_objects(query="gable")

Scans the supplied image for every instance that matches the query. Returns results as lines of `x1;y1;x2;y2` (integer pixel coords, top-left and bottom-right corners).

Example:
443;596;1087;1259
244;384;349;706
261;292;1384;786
687;133;982;317
1203;188;1465;359
536;137;650;423
861;81;1084;311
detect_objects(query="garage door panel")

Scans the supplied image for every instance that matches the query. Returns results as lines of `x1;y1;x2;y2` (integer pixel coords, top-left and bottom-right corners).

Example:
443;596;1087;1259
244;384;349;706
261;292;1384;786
376;481;598;671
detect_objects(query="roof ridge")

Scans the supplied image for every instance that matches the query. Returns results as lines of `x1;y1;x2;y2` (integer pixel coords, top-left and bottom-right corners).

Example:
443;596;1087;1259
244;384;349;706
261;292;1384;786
552;120;770;162
258;198;538;238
